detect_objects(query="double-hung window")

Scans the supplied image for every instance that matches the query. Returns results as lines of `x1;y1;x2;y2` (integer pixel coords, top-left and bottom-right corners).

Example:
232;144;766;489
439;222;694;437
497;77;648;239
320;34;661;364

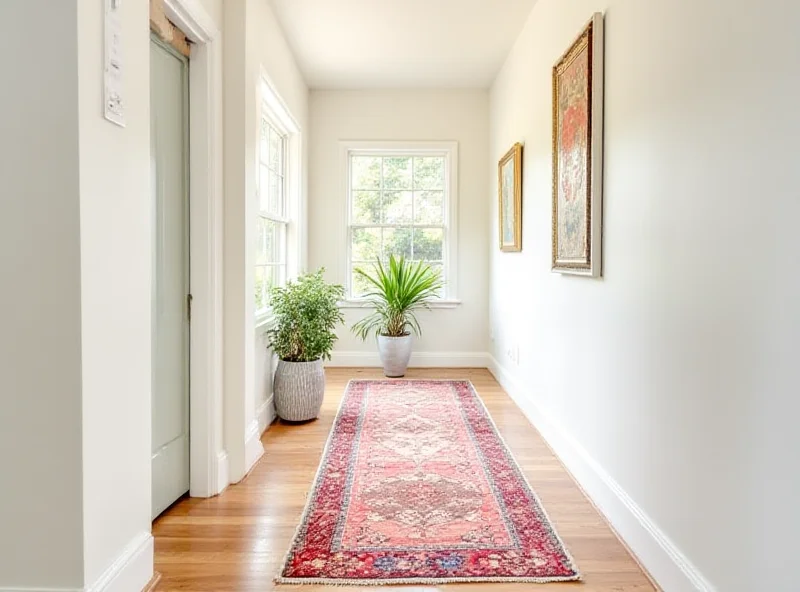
255;116;288;315
345;142;458;303
255;73;301;321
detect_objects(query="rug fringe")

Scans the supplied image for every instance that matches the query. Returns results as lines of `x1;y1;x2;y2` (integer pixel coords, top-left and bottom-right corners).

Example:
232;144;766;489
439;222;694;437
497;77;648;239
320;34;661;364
275;574;582;586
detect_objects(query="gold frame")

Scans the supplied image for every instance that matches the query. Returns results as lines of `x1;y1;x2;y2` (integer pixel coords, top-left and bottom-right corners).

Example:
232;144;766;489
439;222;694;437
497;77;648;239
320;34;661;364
498;142;523;252
551;13;604;276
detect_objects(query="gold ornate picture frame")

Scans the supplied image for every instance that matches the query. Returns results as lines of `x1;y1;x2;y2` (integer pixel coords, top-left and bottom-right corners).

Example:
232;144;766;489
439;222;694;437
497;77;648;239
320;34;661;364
552;13;604;276
498;142;523;252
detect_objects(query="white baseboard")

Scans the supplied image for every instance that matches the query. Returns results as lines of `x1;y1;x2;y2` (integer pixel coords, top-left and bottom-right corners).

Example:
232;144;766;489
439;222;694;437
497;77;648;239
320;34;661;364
487;356;715;592
215;450;229;495
327;351;490;368
256;395;276;434
85;532;153;592
243;418;265;477
0;534;153;592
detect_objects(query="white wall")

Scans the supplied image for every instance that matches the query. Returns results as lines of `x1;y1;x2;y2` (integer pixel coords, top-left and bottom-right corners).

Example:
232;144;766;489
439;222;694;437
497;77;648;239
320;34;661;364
197;0;223;28
489;2;800;591
0;1;85;588
1;0;156;589
224;0;308;479
309;90;490;361
77;0;154;586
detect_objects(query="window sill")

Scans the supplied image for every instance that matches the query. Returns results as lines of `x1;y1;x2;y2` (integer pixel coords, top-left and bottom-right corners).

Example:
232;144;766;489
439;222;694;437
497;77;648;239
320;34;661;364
339;299;462;310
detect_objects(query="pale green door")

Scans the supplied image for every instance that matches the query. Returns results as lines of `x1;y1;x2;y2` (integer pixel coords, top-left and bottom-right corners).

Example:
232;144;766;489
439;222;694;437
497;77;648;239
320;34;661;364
150;34;190;519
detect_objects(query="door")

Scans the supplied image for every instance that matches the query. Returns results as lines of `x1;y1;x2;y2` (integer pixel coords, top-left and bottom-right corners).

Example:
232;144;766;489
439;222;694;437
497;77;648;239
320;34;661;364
150;34;190;519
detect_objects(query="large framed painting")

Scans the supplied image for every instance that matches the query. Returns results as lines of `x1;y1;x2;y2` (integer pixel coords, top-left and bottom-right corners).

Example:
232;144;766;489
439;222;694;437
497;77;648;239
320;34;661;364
498;142;523;252
552;13;604;276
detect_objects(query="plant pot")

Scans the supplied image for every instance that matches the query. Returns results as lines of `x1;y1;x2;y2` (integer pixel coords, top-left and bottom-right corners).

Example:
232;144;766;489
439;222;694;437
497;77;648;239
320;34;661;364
377;334;413;377
273;359;325;421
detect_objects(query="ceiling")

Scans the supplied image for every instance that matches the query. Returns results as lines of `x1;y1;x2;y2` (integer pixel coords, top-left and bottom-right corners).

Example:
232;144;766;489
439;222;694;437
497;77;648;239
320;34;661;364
270;0;537;89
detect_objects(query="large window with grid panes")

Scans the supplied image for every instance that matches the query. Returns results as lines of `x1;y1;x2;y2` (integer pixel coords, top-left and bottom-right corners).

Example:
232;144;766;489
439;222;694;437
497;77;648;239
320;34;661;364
255;115;288;317
345;142;458;301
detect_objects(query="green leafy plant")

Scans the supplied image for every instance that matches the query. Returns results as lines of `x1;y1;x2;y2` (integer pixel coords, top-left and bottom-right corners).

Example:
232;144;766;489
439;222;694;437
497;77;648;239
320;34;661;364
351;256;444;340
266;269;345;362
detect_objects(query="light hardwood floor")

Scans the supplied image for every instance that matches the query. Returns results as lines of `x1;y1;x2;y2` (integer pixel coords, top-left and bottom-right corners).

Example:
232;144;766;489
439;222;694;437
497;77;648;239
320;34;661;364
153;368;657;591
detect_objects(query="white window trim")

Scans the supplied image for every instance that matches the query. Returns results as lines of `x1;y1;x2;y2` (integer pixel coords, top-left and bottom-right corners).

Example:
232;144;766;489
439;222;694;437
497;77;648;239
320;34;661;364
339;140;460;308
255;70;302;330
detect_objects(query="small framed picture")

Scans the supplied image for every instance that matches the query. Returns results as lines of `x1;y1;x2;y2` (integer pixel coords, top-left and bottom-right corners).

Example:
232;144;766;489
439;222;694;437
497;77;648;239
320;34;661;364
498;142;523;252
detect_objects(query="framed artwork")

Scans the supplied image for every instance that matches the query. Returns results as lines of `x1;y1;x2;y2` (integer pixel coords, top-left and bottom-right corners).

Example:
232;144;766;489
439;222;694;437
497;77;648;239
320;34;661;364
498;142;523;252
552;13;604;276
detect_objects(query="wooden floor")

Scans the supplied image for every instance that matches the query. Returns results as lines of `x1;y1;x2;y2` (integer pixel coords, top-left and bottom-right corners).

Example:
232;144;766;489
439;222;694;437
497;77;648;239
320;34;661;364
153;368;657;591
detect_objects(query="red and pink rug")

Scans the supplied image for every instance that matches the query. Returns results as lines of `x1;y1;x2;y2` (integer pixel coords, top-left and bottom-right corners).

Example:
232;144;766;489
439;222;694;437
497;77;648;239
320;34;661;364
277;379;580;585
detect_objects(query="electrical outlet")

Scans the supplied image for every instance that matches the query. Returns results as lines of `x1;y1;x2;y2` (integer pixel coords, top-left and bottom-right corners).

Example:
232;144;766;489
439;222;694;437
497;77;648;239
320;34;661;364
505;344;520;365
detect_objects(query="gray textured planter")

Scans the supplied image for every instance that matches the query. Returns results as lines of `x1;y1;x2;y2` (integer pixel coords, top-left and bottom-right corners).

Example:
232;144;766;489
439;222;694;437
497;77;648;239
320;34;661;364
377;334;412;377
273;359;325;421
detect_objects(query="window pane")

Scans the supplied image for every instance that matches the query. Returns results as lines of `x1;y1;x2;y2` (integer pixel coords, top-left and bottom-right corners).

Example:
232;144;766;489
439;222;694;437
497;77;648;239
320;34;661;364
259;164;270;212
260;119;269;164
269;127;282;170
351;156;381;190
414;190;444;224
382;191;412;224
352;190;381;224
276;264;287;288
256;217;267;264
256;217;282;264
255;266;269;311
413;227;443;261
352;227;380;261
422;261;443;279
351;267;374;298
269;173;280;215
427;262;444;294
413;156;445;190
383;157;412;190
383;227;412;261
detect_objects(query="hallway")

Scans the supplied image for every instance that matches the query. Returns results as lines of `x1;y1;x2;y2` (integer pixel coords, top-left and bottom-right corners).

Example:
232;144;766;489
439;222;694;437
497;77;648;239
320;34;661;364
153;369;655;591
4;0;799;589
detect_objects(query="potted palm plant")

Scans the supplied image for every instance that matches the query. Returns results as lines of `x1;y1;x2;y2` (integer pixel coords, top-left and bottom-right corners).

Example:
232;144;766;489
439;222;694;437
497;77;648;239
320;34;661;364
352;256;443;377
266;269;345;421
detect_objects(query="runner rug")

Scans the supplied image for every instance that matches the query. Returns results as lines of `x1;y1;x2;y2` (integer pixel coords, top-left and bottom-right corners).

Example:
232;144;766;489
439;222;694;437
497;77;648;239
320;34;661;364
276;379;580;585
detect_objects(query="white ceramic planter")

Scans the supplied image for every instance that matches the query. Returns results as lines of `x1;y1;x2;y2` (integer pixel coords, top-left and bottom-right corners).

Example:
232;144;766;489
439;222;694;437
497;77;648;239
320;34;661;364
377;334;412;377
273;359;325;421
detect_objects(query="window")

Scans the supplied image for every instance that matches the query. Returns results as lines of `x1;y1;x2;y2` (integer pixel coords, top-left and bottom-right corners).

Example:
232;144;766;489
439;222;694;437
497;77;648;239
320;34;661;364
255;117;288;315
345;142;458;302
255;73;301;322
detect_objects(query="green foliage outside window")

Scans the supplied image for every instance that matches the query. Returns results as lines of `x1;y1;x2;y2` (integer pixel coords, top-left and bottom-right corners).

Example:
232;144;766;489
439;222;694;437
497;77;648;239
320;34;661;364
350;155;447;298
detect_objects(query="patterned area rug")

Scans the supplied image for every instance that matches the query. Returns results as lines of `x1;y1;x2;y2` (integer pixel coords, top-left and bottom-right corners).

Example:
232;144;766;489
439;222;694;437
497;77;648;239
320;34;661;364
276;379;580;585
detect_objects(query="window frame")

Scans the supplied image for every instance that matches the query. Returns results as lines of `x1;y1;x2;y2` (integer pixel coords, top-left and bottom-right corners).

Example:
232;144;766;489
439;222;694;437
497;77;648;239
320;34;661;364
255;114;289;318
255;72;302;327
341;141;460;308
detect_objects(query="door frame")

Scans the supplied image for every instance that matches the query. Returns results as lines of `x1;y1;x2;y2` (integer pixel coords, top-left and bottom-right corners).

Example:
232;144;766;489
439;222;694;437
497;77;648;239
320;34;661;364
162;0;226;497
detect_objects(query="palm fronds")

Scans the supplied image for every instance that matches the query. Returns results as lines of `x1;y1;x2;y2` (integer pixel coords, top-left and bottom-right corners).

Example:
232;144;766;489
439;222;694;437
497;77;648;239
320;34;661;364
351;256;444;339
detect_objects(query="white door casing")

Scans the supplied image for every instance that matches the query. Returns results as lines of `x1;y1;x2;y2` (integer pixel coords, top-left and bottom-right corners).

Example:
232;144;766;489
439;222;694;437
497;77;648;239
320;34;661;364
150;35;190;518
162;0;227;498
